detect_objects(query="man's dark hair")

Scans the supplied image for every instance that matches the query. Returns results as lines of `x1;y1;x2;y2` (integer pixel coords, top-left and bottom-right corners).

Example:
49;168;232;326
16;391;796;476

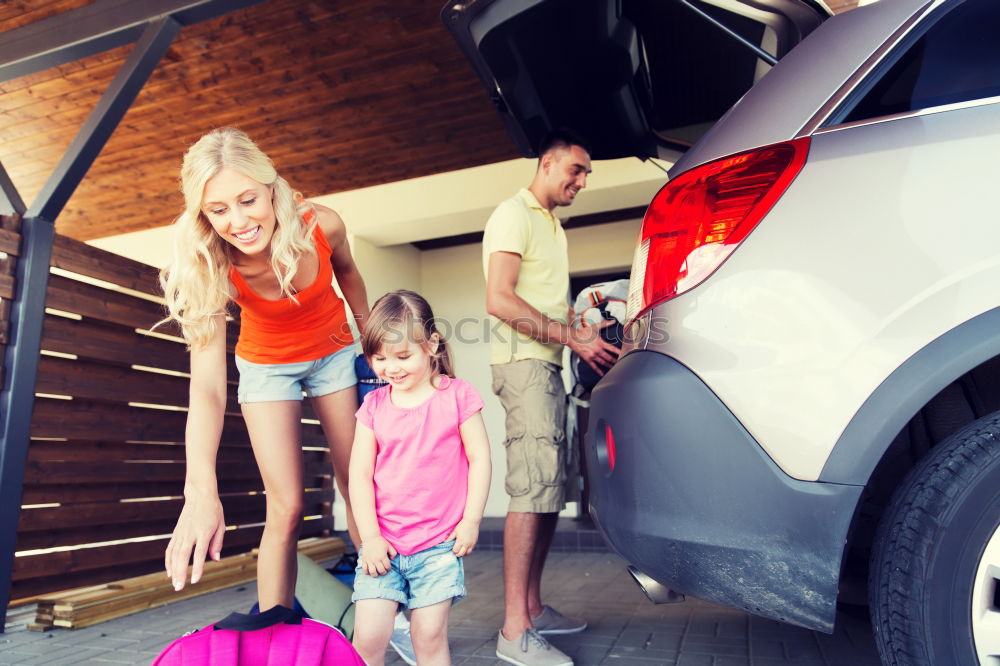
537;128;591;159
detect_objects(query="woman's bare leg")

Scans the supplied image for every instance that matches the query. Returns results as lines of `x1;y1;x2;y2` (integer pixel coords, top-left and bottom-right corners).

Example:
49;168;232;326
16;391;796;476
311;387;360;548
242;400;304;610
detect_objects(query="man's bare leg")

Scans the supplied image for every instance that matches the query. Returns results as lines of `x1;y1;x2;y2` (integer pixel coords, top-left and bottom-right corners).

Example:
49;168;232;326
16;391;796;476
526;512;558;619
501;511;541;639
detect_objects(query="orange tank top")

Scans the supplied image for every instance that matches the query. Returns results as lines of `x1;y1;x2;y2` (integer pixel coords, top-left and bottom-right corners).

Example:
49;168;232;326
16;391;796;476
230;224;353;364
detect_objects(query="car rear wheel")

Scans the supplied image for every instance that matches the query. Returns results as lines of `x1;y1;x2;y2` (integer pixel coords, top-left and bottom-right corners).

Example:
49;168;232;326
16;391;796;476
869;411;1000;666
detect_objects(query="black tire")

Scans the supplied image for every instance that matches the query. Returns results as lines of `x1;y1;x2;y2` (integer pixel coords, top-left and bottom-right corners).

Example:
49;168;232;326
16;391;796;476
869;410;1000;666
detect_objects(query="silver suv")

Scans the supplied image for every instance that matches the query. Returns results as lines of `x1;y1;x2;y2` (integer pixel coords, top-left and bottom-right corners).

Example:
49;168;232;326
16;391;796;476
446;0;1000;663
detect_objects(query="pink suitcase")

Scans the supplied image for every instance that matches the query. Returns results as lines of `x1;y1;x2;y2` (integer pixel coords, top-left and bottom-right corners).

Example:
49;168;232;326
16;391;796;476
151;605;364;666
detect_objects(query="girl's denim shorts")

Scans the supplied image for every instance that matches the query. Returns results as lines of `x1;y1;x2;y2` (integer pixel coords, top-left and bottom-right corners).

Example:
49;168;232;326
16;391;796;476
352;539;466;610
235;345;357;404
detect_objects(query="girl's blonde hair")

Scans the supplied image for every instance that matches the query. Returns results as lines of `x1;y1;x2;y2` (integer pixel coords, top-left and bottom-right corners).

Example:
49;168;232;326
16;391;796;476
159;127;316;348
361;290;455;379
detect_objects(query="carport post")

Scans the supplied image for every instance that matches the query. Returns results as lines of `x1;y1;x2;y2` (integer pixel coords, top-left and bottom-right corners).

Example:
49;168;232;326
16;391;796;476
0;16;179;628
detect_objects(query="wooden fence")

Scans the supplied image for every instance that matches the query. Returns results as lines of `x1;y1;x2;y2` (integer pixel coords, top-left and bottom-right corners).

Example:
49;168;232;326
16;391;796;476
1;215;334;601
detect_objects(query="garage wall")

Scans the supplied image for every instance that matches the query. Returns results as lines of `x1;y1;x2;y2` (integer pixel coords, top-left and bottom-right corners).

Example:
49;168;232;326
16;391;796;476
566;219;642;274
350;236;421;302
418;242;509;516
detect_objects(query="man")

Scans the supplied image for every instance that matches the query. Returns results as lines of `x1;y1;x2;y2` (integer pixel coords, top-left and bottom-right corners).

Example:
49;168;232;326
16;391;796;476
484;129;620;666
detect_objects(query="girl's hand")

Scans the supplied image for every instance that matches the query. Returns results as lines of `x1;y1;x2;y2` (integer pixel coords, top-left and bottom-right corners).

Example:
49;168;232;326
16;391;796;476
360;536;397;577
164;492;226;591
449;519;480;557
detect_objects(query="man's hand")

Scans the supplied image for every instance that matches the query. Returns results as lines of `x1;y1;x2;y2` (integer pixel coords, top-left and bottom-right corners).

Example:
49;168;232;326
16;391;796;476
359;536;397;577
568;320;621;376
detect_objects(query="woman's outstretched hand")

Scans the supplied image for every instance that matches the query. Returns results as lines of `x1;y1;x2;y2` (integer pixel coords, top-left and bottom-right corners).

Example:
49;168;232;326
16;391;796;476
164;492;226;591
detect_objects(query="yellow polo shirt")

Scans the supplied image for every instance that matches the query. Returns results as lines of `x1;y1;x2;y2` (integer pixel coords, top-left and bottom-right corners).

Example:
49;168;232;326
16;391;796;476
483;188;569;366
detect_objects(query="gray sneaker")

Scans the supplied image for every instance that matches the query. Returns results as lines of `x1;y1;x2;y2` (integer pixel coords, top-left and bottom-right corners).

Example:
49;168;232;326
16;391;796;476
531;605;587;635
496;628;573;666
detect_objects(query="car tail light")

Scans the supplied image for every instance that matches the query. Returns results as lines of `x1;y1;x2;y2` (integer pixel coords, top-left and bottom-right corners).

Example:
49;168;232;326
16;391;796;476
626;137;810;324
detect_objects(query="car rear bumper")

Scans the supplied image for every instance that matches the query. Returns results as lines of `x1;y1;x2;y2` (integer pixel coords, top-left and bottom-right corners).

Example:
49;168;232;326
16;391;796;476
585;350;863;632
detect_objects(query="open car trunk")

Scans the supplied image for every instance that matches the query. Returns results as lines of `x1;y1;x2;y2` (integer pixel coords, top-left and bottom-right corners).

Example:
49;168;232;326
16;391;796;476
442;0;831;160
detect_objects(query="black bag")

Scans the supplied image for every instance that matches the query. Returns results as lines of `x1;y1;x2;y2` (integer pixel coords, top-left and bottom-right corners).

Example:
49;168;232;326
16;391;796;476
573;301;625;394
354;353;387;402
570;280;629;394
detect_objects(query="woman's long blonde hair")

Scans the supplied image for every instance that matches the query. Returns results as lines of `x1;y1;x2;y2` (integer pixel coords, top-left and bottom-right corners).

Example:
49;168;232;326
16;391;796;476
160;128;316;348
361;290;455;379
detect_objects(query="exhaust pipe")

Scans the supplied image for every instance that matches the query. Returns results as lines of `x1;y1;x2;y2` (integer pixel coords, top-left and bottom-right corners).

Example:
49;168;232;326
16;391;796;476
627;566;685;604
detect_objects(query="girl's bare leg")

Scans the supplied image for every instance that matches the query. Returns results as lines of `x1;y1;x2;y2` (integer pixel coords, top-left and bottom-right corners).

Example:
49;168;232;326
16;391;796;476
410;599;452;665
311;387;360;548
242;400;304;610
353;598;398;666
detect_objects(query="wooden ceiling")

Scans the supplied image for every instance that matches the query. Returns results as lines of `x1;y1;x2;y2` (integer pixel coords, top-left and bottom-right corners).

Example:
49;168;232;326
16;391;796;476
0;0;518;240
1;0;862;242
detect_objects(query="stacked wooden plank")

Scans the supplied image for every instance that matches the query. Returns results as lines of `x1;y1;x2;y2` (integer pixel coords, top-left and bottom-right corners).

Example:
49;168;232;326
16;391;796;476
28;537;344;631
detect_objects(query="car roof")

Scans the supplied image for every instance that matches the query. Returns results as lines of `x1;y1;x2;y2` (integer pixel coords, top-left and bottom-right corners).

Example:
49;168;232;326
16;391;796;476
676;0;935;173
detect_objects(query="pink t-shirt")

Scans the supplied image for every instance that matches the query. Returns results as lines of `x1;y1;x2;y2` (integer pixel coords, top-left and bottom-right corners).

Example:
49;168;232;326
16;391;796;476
355;376;484;555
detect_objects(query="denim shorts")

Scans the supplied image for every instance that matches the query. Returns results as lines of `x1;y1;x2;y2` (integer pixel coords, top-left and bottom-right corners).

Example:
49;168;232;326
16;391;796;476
235;345;357;404
351;539;466;610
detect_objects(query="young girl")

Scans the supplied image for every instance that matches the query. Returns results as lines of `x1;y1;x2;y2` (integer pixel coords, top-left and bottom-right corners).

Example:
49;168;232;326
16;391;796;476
160;128;369;612
350;290;491;666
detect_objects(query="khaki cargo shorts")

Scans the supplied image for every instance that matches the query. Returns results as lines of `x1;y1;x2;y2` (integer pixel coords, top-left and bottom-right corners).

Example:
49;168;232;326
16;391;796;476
491;359;578;514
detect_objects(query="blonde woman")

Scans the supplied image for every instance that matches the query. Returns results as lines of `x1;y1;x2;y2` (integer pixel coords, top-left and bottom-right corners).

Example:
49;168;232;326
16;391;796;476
161;128;369;612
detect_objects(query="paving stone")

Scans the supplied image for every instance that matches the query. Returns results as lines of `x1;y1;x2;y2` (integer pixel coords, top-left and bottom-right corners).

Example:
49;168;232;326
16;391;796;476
22;644;100;664
37;647;107;665
0;651;50;666
451;634;493;656
0;642;48;656
644;631;683;651
681;639;748;657
567;633;618;649
0;551;881;666
713;657;752;666
456;657;504;665
566;644;614;665
607;644;680;662
605;655;677;664
715;619;750;640
781;639;826;660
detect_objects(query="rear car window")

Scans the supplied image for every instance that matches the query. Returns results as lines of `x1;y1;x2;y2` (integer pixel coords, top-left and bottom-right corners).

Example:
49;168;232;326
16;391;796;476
624;0;768;149
842;0;1000;123
474;0;775;158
